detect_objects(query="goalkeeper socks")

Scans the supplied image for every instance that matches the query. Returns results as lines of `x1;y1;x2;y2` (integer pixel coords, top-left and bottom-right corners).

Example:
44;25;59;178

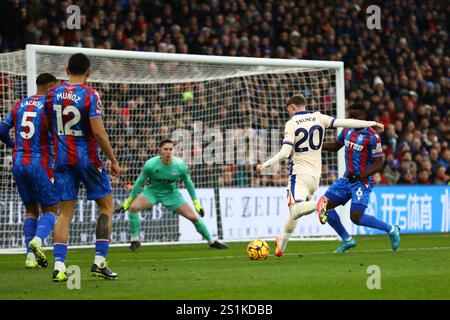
54;243;67;264
129;213;141;239
194;218;212;242
35;212;56;242
357;213;392;233
23;216;38;254
327;210;351;241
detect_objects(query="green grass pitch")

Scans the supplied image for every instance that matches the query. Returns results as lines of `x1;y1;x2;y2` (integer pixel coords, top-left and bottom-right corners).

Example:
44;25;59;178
0;233;449;300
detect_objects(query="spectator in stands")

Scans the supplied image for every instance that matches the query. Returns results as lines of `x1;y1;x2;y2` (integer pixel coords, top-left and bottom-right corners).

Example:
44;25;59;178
0;0;447;187
438;150;450;170
433;166;450;185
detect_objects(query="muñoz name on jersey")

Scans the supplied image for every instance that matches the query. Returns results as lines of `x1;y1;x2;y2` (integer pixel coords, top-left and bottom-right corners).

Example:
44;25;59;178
55;91;82;104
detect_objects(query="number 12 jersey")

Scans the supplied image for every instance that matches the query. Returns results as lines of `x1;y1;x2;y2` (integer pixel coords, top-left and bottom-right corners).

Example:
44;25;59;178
45;82;103;167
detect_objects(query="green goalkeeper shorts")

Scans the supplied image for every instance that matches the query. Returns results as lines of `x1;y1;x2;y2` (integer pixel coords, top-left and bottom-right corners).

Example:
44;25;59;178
140;187;186;212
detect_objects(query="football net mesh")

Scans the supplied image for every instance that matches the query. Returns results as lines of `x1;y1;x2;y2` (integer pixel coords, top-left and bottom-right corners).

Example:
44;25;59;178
0;49;339;250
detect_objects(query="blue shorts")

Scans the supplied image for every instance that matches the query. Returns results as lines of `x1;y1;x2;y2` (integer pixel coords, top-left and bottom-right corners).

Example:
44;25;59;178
12;165;59;207
324;177;373;212
55;163;112;201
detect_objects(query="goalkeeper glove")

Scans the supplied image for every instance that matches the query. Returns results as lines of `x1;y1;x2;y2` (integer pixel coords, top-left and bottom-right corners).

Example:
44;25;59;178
193;199;205;217
120;196;134;212
347;173;361;183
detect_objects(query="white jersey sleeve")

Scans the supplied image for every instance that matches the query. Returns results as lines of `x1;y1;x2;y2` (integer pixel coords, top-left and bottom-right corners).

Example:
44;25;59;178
261;120;294;169
317;112;336;129
283;120;296;146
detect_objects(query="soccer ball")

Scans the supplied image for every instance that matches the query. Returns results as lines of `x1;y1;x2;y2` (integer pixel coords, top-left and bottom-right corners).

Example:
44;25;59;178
247;239;270;260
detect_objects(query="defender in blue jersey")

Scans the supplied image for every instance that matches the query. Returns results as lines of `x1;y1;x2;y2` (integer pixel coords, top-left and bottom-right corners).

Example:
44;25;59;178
0;73;58;268
45;53;121;282
317;104;400;253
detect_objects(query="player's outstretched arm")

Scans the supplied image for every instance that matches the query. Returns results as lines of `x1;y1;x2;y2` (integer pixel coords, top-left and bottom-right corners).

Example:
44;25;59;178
0;121;14;149
90;118;120;177
257;121;294;174
130;166;151;199
121;163;151;212
333;118;384;132
181;164;204;217
257;143;292;174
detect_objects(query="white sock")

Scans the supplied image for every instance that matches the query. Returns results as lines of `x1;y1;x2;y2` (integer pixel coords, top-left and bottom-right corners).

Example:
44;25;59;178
131;236;140;242
54;261;66;273
32;236;42;245
279;235;290;252
290;201;317;220
280;215;299;251
27;252;36;260
94;255;106;266
207;240;214;245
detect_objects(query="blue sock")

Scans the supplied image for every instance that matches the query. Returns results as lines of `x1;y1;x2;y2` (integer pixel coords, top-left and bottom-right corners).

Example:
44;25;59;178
35;212;56;242
54;243;68;263
327;209;351;241
23;217;38;254
95;240;109;257
357;214;392;233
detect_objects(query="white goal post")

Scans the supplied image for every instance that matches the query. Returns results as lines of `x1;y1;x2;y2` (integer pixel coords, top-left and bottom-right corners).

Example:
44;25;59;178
0;44;345;251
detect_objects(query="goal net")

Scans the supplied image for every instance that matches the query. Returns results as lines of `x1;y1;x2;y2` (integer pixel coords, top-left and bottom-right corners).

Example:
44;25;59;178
0;45;344;251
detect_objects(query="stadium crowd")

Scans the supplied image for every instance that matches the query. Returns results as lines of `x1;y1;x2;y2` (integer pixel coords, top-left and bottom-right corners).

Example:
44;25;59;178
0;0;448;188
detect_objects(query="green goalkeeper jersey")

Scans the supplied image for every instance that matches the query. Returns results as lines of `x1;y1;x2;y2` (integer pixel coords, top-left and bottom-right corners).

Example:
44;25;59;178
129;156;197;200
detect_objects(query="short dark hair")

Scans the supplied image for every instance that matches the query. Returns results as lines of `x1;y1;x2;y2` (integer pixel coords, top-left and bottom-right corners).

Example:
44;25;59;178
159;139;174;148
36;73;57;86
286;94;306;107
68;53;91;75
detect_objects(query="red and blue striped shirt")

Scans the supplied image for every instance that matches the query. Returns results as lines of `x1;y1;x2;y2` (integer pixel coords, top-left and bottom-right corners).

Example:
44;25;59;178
45;82;103;167
337;127;383;184
2;95;53;167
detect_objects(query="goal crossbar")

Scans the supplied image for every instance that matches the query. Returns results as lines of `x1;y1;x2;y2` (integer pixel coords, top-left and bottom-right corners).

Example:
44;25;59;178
0;45;347;250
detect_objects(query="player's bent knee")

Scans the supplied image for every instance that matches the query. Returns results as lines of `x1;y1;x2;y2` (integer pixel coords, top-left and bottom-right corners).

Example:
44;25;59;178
289;203;303;219
290;202;314;219
129;203;141;213
25;203;40;218
25;211;40;219
42;204;59;215
176;204;198;223
350;211;363;224
130;202;151;213
96;195;115;215
129;196;152;213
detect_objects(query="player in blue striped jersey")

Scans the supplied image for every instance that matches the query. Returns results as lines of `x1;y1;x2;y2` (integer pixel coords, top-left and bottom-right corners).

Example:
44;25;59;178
45;53;121;282
0;73;58;268
318;104;400;253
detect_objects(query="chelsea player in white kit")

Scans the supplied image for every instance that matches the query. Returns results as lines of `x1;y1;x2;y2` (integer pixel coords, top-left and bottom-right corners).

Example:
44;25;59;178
256;94;384;256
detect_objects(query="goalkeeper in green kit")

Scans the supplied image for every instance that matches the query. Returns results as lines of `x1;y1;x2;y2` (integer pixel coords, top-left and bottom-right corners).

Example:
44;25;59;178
121;139;228;252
